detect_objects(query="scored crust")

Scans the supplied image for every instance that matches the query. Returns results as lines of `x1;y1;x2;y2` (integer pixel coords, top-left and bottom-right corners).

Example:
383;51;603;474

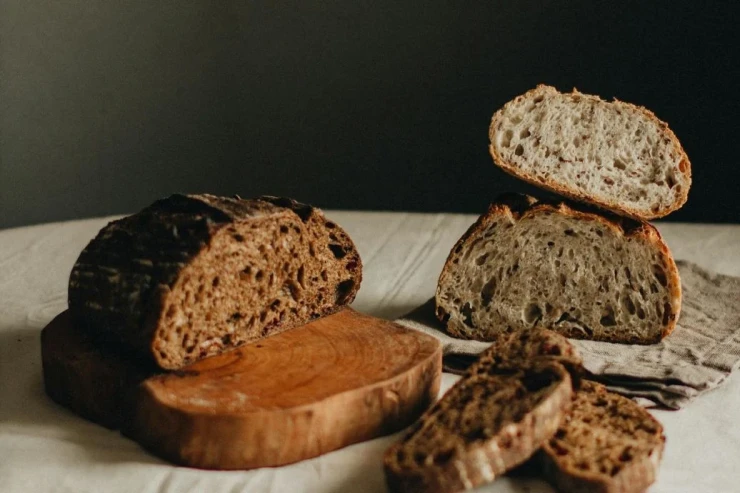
489;85;692;221
434;193;682;343
539;380;665;493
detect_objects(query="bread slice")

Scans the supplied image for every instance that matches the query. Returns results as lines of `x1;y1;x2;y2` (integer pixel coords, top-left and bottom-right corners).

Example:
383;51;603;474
435;194;681;344
466;328;583;379
489;85;691;220
540;380;665;493
68;194;362;370
384;329;578;493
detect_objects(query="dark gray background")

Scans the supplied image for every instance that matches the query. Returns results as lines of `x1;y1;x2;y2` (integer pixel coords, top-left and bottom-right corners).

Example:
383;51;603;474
2;1;739;228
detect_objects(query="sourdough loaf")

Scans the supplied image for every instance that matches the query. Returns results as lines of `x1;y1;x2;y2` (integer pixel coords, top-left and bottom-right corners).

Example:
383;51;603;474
68;194;362;369
384;329;579;493
540;380;665;493
489;85;691;220
435;194;681;344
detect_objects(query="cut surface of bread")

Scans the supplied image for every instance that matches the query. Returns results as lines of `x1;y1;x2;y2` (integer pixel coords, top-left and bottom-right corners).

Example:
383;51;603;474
435;194;681;344
41;308;442;469
68;194;362;369
489;85;691;220
540;380;665;493
384;361;573;493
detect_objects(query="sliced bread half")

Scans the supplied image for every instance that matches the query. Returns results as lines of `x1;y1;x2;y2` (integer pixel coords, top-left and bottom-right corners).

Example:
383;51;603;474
68;194;362;370
435;194;681;344
489;85;691;220
540;380;665;493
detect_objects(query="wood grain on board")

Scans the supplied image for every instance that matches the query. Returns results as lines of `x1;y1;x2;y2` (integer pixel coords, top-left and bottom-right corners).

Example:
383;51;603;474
41;308;442;469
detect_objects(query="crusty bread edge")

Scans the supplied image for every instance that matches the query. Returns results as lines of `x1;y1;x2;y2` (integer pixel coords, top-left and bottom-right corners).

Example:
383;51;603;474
434;194;682;342
488;85;692;221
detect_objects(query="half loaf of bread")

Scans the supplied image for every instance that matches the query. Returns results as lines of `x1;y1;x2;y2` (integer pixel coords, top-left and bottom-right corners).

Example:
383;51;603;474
489;85;691;220
435;194;681;344
68;194;362;369
540;380;665;493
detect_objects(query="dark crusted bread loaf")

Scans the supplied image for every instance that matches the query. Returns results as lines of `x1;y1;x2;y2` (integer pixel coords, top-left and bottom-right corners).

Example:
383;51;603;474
435;194;681;344
68;194;362;370
384;329;580;493
489;85;691;220
540;380;665;493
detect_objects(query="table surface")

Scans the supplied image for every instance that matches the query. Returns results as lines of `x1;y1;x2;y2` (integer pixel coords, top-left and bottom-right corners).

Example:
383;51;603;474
1;212;739;493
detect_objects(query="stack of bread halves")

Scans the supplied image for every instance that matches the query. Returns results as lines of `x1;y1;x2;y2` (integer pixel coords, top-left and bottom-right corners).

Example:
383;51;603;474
385;86;691;492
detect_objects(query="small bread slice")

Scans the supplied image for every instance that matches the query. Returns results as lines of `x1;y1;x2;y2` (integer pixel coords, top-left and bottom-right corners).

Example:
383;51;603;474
466;328;583;378
540;380;665;493
68;194;362;370
489;85;691;220
384;330;578;493
435;194;681;344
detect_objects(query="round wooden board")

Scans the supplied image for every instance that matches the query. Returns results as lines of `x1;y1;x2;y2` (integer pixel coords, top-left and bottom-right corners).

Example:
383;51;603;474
41;308;442;469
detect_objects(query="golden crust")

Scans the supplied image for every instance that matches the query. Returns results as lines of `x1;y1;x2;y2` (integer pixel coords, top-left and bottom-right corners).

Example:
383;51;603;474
488;85;691;221
434;193;682;343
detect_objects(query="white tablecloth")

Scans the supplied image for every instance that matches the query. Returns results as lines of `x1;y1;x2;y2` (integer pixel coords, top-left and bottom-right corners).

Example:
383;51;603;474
1;212;739;493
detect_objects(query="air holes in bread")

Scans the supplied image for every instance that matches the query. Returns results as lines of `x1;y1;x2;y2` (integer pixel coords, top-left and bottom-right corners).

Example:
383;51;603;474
515;144;524;156
461;302;475;328
653;265;668;287
335;279;355;304
523;303;542;325
521;371;555;393
329;243;346;259
481;278;496;306
600;307;616;327
502;130;513;148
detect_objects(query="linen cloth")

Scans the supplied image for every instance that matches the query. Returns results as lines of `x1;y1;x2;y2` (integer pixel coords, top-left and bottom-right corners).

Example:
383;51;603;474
2;214;740;493
396;261;740;409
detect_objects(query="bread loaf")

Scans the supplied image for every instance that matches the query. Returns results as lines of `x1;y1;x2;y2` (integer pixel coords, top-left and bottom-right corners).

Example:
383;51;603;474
540;380;665;493
68;194;362;369
489;85;691;220
435;194;681;344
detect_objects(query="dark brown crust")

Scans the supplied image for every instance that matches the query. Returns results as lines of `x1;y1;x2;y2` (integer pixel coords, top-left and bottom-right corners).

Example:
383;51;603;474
68;194;362;369
539;381;665;493
384;363;574;493
489;85;692;221
434;193;682;343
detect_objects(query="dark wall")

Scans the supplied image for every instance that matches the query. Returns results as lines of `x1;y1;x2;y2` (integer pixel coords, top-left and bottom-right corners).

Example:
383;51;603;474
2;1;739;228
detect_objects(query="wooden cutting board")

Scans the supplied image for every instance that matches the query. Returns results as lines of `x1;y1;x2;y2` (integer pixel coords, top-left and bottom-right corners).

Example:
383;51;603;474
41;308;442;469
